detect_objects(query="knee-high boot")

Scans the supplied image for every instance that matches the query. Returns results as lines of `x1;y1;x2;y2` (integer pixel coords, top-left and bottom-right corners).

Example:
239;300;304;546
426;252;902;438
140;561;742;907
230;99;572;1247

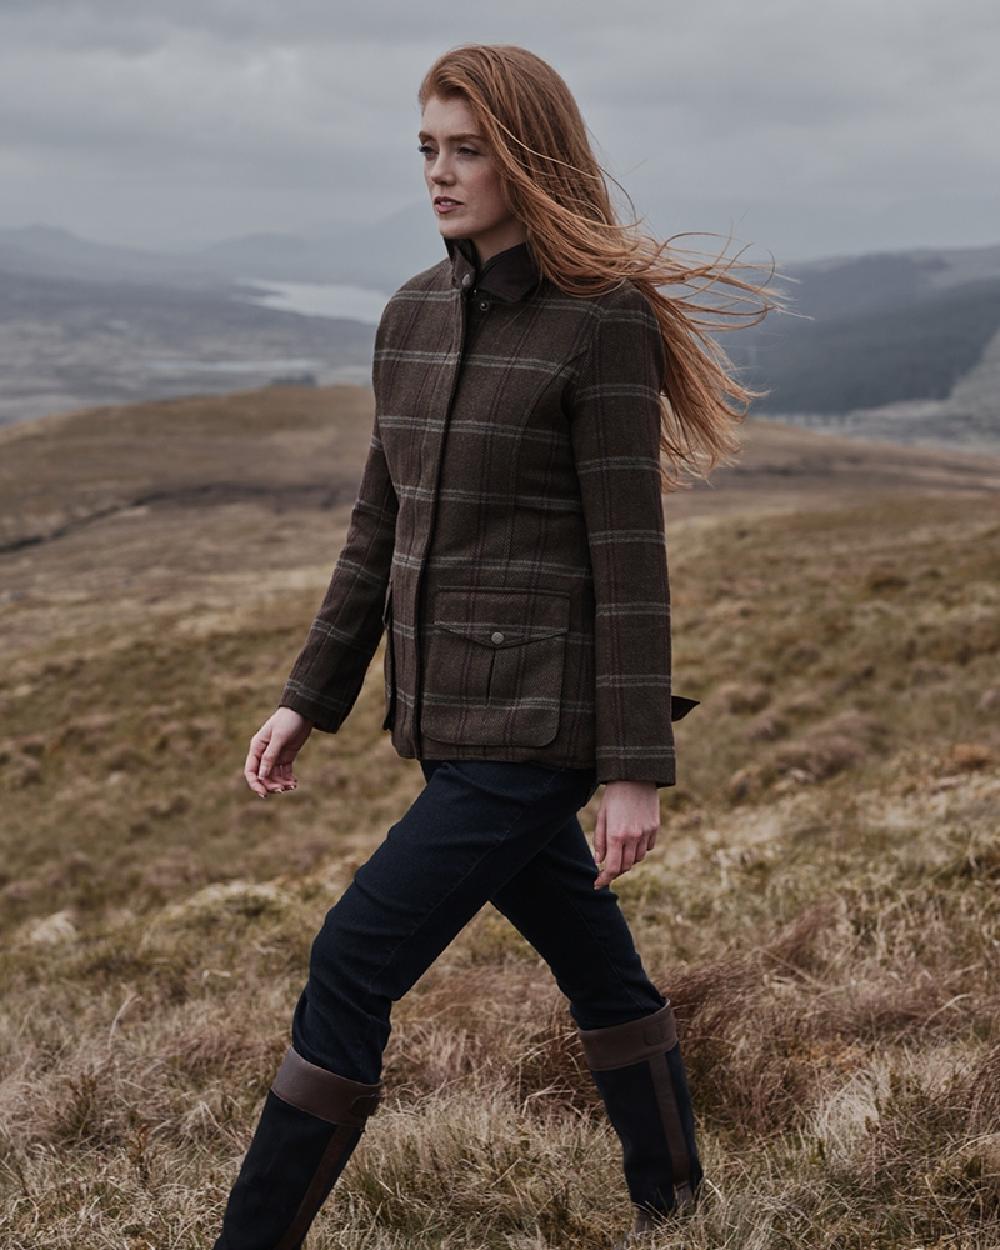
212;1045;383;1250
576;1001;702;1243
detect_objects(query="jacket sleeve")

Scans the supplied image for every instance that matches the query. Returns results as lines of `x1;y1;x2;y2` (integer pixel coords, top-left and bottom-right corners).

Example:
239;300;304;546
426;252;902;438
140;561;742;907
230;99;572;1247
278;317;398;733
566;281;690;788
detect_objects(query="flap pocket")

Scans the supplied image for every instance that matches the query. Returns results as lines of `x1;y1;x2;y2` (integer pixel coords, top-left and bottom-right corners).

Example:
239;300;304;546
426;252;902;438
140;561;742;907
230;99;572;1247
432;586;570;649
423;586;571;748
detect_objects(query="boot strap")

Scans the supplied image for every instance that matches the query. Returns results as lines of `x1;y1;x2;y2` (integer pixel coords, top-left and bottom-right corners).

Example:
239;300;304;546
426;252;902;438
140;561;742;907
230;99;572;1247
648;1046;694;1206
274;1123;360;1250
271;1045;383;1127
578;1003;694;1205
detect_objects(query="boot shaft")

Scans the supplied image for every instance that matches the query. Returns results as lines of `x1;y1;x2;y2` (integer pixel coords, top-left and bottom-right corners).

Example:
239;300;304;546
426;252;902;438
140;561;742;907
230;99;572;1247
577;1001;702;1219
213;1046;383;1250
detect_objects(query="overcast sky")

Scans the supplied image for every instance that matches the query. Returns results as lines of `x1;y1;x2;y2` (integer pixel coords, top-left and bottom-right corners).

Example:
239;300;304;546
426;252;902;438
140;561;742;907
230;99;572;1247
1;0;997;264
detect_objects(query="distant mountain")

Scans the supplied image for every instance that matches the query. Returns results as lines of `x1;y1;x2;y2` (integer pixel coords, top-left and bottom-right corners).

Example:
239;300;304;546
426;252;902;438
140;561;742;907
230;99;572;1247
195;200;447;291
0;223;232;289
729;243;1000;448
0;206;451;295
775;242;1000;320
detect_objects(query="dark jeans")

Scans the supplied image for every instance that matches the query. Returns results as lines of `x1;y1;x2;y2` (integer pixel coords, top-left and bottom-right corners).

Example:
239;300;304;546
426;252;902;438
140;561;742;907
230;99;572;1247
289;758;667;1085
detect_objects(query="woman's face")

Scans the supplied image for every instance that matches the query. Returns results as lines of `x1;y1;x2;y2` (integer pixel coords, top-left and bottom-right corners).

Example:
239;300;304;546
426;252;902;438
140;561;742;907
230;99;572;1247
419;93;526;263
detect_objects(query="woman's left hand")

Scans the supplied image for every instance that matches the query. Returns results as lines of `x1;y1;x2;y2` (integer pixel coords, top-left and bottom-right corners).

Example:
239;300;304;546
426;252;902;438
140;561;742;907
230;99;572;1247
592;781;660;889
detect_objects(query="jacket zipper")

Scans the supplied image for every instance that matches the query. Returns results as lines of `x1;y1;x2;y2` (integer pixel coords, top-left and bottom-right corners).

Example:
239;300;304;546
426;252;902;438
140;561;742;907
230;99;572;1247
411;282;471;752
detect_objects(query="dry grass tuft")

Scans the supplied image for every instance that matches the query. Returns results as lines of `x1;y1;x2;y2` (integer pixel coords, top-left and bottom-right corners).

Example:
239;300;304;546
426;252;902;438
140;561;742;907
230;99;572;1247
1;393;998;1246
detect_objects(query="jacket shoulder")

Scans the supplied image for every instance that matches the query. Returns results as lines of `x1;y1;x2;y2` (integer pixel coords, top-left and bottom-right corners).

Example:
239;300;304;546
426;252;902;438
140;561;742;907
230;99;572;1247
377;257;451;328
564;278;660;365
390;257;451;302
556;277;660;352
589;277;659;325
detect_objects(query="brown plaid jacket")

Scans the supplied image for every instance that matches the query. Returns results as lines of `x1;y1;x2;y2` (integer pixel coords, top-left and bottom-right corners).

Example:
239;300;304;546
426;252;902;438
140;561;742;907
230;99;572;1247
278;235;699;786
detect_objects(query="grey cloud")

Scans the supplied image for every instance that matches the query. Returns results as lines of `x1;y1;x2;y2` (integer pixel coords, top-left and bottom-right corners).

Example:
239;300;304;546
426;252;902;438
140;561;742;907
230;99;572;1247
0;0;996;258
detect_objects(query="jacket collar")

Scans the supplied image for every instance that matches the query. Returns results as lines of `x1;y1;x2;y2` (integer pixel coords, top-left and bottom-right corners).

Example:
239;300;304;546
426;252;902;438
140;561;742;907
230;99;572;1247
444;235;542;303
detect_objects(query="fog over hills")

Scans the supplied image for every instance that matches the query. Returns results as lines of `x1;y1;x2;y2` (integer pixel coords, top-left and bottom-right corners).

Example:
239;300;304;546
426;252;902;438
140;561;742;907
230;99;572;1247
0;224;231;288
0;200;439;293
1;214;998;449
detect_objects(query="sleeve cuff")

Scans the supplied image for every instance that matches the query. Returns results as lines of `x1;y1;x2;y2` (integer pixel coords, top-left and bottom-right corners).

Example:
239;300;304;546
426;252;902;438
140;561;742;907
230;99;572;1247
277;684;347;735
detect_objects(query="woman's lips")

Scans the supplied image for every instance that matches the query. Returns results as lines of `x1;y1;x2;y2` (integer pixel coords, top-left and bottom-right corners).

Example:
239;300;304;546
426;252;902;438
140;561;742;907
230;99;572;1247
435;199;463;214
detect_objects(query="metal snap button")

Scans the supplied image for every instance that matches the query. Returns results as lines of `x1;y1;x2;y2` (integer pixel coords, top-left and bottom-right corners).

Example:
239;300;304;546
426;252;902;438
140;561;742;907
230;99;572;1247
490;630;505;644
460;273;473;289
478;299;490;311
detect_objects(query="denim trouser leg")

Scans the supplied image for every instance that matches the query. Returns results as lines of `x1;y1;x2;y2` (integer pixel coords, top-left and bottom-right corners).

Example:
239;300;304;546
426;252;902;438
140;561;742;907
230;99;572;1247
487;810;667;1030
288;758;664;1085
214;758;695;1247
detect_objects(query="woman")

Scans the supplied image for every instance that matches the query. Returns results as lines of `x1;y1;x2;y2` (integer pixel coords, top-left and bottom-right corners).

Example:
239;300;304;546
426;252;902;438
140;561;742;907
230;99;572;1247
213;42;781;1250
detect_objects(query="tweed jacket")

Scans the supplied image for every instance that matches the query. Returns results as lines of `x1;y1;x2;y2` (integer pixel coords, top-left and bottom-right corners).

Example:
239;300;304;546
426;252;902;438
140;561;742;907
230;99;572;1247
278;235;699;786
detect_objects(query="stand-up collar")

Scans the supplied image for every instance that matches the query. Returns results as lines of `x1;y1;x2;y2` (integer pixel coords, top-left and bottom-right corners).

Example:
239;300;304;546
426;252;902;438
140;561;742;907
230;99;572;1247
444;235;542;303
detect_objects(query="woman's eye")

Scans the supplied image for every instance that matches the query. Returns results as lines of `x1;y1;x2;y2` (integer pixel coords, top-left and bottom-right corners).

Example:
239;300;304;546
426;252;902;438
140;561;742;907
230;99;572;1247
417;144;479;157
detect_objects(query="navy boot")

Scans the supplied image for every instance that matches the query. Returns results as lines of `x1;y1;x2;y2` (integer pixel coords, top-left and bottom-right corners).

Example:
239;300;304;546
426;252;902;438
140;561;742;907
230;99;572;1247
212;1045;382;1249
576;1001;702;1244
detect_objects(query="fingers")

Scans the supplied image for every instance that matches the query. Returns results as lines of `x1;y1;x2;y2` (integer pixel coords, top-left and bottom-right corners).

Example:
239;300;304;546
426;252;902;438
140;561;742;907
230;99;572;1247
259;741;295;794
257;736;275;782
593;819;656;889
593;805;607;864
622;837;638;874
594;833;623;890
244;724;299;798
594;833;650;889
244;730;268;797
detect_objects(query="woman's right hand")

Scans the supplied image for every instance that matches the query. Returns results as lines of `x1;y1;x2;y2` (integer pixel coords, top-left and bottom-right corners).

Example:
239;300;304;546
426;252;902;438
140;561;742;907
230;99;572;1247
244;706;314;797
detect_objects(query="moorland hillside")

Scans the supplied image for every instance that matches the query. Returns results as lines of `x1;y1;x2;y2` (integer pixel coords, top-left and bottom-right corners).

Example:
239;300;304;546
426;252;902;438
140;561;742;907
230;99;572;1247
1;386;998;1248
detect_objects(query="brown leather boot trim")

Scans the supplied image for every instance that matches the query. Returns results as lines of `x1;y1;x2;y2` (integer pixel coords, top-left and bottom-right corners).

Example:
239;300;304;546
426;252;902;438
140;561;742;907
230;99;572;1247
648;1050;694;1209
576;1002;678;1071
273;1122;358;1250
271;1045;382;1127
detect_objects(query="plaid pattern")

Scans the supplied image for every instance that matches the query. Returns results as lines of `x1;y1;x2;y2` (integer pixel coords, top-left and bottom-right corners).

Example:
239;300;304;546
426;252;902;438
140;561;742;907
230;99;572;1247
278;236;699;786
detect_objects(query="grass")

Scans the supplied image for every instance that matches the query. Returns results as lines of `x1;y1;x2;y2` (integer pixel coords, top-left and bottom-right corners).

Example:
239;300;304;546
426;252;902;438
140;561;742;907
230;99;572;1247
1;387;998;1247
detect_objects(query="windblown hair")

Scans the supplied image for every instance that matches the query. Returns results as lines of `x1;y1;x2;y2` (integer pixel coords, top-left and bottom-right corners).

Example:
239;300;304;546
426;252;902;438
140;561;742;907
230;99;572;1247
418;43;794;490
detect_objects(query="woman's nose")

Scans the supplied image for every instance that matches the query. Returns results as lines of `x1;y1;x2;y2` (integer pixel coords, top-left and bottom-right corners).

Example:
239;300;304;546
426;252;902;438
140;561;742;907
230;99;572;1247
430;155;455;180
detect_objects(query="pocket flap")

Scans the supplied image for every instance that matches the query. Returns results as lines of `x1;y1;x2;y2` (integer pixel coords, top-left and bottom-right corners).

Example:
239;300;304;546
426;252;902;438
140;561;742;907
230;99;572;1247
432;586;570;650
